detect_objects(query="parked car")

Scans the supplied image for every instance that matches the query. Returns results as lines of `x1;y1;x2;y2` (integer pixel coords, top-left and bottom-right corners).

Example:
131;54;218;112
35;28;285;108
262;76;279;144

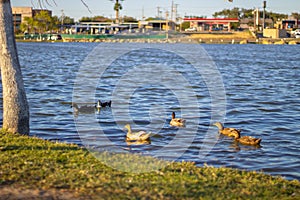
291;29;300;37
185;27;197;32
23;32;29;40
212;27;221;31
48;34;62;41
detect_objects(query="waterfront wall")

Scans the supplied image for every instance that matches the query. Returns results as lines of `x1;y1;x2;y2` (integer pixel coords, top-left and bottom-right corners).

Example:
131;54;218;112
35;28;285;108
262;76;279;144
16;33;300;45
263;29;287;38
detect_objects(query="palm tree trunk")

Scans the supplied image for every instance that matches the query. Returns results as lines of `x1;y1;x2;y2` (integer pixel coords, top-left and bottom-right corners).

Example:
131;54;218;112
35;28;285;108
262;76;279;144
0;0;30;135
115;0;120;24
115;8;119;24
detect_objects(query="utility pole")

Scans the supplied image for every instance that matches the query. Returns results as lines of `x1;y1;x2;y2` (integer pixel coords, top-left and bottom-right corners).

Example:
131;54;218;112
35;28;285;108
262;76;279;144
171;0;174;22
174;3;178;23
166;11;169;40
263;1;266;31
142;6;145;20
157;7;161;18
61;10;65;33
254;8;259;31
253;9;256;32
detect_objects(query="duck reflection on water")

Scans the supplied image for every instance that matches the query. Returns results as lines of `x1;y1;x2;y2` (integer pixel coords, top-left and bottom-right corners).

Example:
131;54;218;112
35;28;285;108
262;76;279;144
229;141;262;152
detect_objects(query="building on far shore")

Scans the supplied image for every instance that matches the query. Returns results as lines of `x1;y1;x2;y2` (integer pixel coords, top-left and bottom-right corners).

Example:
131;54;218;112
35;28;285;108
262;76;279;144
12;7;52;32
70;20;176;35
239;18;273;31
275;18;300;29
71;22;139;34
262;17;300;38
183;17;239;31
138;19;176;31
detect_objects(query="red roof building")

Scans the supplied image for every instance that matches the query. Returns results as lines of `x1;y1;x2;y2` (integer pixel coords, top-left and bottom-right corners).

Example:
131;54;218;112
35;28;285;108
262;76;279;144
183;18;239;31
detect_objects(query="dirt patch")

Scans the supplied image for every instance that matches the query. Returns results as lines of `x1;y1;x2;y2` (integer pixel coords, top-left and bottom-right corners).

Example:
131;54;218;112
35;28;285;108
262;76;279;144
0;186;92;200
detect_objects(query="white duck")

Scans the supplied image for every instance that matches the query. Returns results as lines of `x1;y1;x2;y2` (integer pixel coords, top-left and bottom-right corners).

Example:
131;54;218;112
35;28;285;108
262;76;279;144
124;124;153;141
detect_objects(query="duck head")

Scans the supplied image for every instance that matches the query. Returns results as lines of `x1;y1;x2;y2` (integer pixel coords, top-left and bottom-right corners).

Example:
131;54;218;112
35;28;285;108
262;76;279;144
71;103;79;109
213;122;224;131
172;112;176;119
96;100;101;108
124;124;131;131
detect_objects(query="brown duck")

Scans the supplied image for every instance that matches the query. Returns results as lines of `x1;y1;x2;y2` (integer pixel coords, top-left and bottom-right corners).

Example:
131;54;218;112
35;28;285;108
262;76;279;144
228;131;262;146
213;122;241;136
170;112;186;127
71;103;95;113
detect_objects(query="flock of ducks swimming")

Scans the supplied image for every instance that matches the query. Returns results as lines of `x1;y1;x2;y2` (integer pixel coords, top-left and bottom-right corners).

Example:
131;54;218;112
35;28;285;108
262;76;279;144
71;101;261;146
124;117;261;146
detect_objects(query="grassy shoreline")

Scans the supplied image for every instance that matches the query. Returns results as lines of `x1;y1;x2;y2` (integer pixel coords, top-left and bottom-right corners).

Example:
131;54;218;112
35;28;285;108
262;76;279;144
1;130;299;199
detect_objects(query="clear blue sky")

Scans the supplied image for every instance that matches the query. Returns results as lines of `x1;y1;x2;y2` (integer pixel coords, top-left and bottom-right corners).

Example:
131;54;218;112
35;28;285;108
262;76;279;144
11;0;300;21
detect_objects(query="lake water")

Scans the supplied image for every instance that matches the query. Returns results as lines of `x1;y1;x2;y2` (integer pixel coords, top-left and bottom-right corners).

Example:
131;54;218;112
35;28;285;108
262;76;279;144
0;42;299;180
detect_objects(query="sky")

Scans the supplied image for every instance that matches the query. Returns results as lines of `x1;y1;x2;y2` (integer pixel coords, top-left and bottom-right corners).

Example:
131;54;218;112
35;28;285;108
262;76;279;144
11;0;300;21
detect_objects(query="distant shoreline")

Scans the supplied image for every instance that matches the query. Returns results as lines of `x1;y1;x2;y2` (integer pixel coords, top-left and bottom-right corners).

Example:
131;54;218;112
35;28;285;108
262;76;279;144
16;38;300;45
16;31;300;45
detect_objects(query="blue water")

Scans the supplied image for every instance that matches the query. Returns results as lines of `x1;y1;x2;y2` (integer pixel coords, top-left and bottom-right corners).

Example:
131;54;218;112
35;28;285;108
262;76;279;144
0;42;299;180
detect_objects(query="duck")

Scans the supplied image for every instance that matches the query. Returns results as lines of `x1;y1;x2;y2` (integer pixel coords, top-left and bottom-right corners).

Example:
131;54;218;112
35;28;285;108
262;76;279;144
213;122;241;136
71;103;95;113
124;124;153;141
170;112;186;127
96;100;112;108
228;131;262;146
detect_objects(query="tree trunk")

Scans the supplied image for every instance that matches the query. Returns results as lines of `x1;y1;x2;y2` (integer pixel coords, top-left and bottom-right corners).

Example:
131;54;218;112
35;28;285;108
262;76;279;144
115;9;119;24
0;0;29;135
115;0;120;24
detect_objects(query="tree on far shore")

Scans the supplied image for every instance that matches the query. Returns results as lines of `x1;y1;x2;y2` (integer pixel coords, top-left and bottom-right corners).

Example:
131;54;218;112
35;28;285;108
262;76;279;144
20;16;37;33
122;16;137;22
291;12;300;19
110;0;124;24
20;11;68;33
79;16;111;22
213;7;240;18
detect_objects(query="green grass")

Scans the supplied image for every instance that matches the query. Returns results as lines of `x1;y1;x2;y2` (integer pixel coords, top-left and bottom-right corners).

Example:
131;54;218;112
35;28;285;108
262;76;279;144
0;130;299;199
